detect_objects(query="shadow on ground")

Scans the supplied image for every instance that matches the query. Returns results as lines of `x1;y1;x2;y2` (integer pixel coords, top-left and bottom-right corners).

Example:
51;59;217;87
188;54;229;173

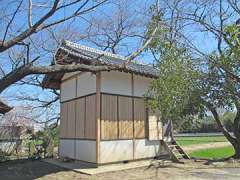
0;159;85;180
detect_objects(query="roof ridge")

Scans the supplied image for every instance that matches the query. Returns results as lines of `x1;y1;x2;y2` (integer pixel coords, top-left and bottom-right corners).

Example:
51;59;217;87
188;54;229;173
63;40;126;60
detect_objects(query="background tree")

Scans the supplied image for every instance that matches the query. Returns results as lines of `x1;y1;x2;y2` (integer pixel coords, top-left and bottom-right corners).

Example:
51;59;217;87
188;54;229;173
147;0;240;158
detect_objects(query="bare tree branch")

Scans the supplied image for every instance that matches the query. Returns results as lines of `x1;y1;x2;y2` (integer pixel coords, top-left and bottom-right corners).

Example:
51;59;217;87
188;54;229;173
0;61;120;94
1;0;24;45
0;0;61;52
124;27;158;65
28;0;33;28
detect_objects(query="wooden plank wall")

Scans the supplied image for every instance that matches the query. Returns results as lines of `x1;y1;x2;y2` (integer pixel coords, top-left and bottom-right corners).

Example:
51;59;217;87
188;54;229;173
118;96;133;139
134;98;146;138
75;98;85;138
60;103;68;138
85;95;96;139
67;101;76;138
101;95;118;139
148;115;158;140
148;109;162;140
60;94;96;139
100;94;148;140
60;93;159;141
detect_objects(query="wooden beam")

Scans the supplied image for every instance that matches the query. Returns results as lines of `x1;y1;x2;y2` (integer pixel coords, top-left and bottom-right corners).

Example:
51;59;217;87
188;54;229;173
95;72;101;165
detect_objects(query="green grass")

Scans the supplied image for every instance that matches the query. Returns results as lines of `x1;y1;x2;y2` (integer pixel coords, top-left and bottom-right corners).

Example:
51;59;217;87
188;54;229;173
190;146;234;159
176;136;228;146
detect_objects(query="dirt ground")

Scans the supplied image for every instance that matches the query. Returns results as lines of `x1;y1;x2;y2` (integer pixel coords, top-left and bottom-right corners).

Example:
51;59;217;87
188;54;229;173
1;159;240;180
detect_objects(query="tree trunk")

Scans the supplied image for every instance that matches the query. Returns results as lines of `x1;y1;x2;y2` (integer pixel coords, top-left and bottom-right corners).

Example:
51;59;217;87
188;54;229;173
232;143;240;158
233;106;240;158
208;104;240;159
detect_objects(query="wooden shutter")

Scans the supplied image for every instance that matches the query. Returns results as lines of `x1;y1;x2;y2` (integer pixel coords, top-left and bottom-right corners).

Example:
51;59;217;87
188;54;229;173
76;98;85;138
67;101;76;138
101;95;118;140
148;109;162;140
118;96;133;139
60;103;68;138
85;95;96;139
134;98;146;138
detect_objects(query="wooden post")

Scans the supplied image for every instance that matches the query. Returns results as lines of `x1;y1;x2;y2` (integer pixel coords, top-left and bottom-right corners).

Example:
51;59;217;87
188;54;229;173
131;73;135;160
95;72;101;166
74;77;77;159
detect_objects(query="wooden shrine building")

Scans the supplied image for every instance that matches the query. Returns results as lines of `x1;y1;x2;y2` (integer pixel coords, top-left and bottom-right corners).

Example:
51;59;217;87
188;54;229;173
42;40;168;165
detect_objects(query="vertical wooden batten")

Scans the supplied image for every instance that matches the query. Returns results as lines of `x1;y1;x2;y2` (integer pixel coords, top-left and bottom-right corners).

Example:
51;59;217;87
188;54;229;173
95;72;101;165
117;96;119;139
131;73;135;160
74;77;77;159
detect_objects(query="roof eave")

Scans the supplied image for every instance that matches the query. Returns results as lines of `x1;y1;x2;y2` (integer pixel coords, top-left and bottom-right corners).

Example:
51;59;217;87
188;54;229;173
41;44;159;89
0;101;12;114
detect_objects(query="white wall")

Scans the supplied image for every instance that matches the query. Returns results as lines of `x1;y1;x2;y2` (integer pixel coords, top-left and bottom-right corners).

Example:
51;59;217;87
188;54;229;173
99;139;166;164
59;139;75;159
133;75;152;97
77;72;96;97
60;72;97;102
134;139;160;159
100;71;152;97
76;140;96;163
61;70;153;101
59;139;96;163
61;78;76;102
101;71;132;96
100;140;133;163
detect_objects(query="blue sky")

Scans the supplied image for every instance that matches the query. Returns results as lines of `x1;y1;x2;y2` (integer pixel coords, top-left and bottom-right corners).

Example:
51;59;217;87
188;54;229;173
0;0;235;122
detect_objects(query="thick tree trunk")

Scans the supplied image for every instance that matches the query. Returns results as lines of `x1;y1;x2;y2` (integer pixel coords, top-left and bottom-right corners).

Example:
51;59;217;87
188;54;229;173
208;104;240;159
233;106;240;158
232;143;240;158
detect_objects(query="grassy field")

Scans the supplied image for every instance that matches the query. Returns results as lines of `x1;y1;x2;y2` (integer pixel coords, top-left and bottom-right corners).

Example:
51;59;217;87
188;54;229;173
176;135;228;146
175;135;234;159
190;146;234;159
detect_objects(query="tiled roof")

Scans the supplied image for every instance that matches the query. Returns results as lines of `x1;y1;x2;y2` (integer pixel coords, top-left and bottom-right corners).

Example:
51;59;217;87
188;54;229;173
58;40;159;77
42;41;159;89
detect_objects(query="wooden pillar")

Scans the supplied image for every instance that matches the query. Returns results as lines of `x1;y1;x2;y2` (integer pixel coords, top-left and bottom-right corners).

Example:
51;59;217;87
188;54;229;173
74;77;77;159
95;72;101;165
131;73;135;160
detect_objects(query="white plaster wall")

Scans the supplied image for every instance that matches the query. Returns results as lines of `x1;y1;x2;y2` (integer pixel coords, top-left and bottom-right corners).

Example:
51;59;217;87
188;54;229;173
101;71;132;96
59;139;75;159
77;72;96;97
61;78;76;102
133;75;152;97
59;139;96;163
76;140;96;163
134;139;160;159
100;140;133;163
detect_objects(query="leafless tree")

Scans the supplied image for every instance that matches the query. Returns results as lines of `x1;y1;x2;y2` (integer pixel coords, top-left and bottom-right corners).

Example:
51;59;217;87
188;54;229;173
0;0;160;125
